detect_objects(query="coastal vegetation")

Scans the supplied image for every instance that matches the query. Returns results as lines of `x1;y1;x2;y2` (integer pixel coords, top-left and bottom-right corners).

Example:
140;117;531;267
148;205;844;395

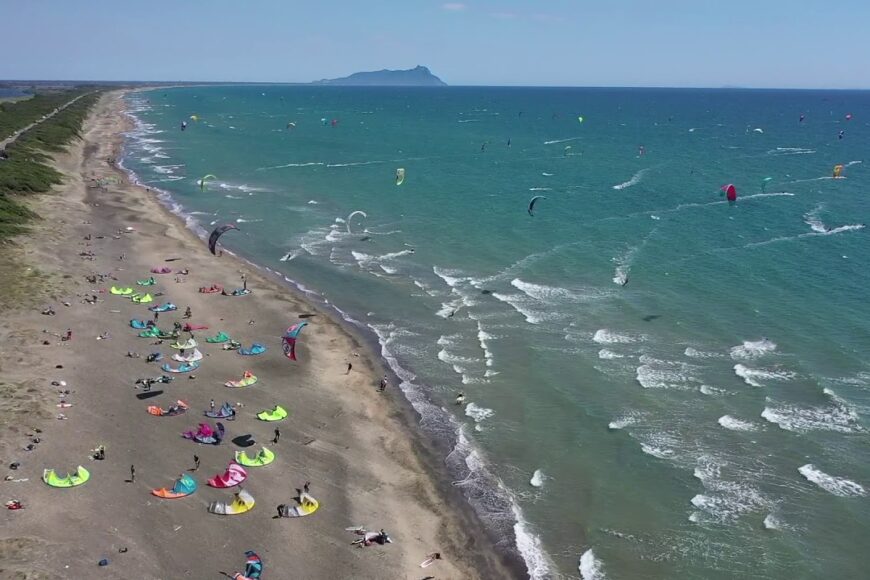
0;89;99;239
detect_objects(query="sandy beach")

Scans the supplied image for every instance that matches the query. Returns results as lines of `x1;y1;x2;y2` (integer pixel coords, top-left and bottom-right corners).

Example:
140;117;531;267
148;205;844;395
0;91;516;579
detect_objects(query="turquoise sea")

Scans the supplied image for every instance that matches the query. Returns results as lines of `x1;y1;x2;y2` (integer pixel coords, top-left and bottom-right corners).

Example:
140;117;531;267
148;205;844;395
123;86;870;579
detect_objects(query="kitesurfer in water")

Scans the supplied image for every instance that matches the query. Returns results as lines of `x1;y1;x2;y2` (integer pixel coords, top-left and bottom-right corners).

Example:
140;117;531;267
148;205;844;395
839;130;845;140
480;142;487;152
507;138;512;148
621;275;630;287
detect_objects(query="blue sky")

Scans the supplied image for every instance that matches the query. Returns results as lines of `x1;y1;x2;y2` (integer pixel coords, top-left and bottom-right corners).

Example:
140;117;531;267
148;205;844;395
1;0;867;88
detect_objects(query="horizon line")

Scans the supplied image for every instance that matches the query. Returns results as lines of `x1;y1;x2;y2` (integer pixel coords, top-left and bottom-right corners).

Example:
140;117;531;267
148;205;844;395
2;79;870;91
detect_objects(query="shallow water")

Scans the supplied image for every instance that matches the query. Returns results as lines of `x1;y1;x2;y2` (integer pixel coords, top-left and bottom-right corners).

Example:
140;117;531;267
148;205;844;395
124;86;870;579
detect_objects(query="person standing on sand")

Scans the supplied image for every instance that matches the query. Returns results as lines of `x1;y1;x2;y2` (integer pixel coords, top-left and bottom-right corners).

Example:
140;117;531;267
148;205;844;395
63;328;72;341
379;375;388;392
154;311;159;322
130;465;135;483
193;454;200;471
184;306;192;319
242;274;247;291
273;427;280;444
346;362;353;375
210;399;215;411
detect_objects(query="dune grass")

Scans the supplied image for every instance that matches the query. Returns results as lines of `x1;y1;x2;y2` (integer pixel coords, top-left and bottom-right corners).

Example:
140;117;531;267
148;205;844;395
0;90;100;240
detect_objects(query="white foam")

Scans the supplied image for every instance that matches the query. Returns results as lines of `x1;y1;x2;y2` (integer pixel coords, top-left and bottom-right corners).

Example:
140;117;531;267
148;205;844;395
763;514;784;530
699;385;726;395
730;338;777;360
579;549;606;580
608;411;641;430
307;199;319;204
513;505;553;580
734;364;794;387
685;347;723;359
528;187;552;192
612;168;649;190
598;349;623;360
260;161;325;170
636;357;696;390
762;394;863;433
717;415;758;431
544;137;580;145
530;469;545;488
465;402;494;424
593;329;642;344
799;464;865;497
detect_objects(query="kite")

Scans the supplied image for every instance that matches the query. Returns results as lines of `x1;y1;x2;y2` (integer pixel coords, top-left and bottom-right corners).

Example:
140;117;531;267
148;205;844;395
528;195;547;216
346;210;367;234
721;183;737;202
208;224;239;255
282;322;308;361
199;174;217;191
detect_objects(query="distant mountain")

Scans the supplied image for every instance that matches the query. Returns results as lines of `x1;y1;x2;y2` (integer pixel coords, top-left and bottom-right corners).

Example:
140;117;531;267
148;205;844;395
313;66;447;87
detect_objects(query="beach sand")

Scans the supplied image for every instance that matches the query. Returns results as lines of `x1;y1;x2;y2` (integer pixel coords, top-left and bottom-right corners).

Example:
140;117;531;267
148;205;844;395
0;92;516;579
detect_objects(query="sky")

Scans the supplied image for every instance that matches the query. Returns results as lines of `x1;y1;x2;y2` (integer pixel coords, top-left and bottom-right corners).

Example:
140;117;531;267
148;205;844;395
1;0;868;88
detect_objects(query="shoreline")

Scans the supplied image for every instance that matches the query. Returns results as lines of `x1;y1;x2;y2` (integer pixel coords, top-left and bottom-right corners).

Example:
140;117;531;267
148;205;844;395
120;89;541;577
0;90;521;579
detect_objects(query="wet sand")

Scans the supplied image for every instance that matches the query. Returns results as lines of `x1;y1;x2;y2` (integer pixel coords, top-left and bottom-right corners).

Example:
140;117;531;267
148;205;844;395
0;91;516;579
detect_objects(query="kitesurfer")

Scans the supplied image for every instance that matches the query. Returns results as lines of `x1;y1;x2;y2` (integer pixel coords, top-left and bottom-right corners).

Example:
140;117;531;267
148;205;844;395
480;142;487;152
839;130;845;140
455;392;466;405
621;276;629;287
507;138;512;148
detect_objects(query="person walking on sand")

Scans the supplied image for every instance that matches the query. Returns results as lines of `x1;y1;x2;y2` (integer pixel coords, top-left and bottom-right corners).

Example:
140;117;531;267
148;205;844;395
184;306;192;319
210;399;215;411
346;362;353;375
193;454;200;471
130;465;135;483
379;374;388;392
303;481;310;494
273;427;280;444
154;311;159;322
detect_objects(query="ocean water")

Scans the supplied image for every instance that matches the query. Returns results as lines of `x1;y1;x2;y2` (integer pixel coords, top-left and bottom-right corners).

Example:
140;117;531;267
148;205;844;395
123;86;870;579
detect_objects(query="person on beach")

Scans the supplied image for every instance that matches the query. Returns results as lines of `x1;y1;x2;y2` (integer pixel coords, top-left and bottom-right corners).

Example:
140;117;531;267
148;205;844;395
273;427;280;444
303;481;310;494
210;399;215;411
242;274;247;291
129;465;135;483
184;306;192;319
379;375;388;392
346;362;353;375
154;311;159;322
62;328;72;341
193;454;200;471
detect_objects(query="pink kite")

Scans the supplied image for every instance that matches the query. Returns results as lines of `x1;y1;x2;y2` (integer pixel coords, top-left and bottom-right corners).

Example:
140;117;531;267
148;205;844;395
151;266;172;274
183;323;209;332
207;463;248;488
282;321;308;361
